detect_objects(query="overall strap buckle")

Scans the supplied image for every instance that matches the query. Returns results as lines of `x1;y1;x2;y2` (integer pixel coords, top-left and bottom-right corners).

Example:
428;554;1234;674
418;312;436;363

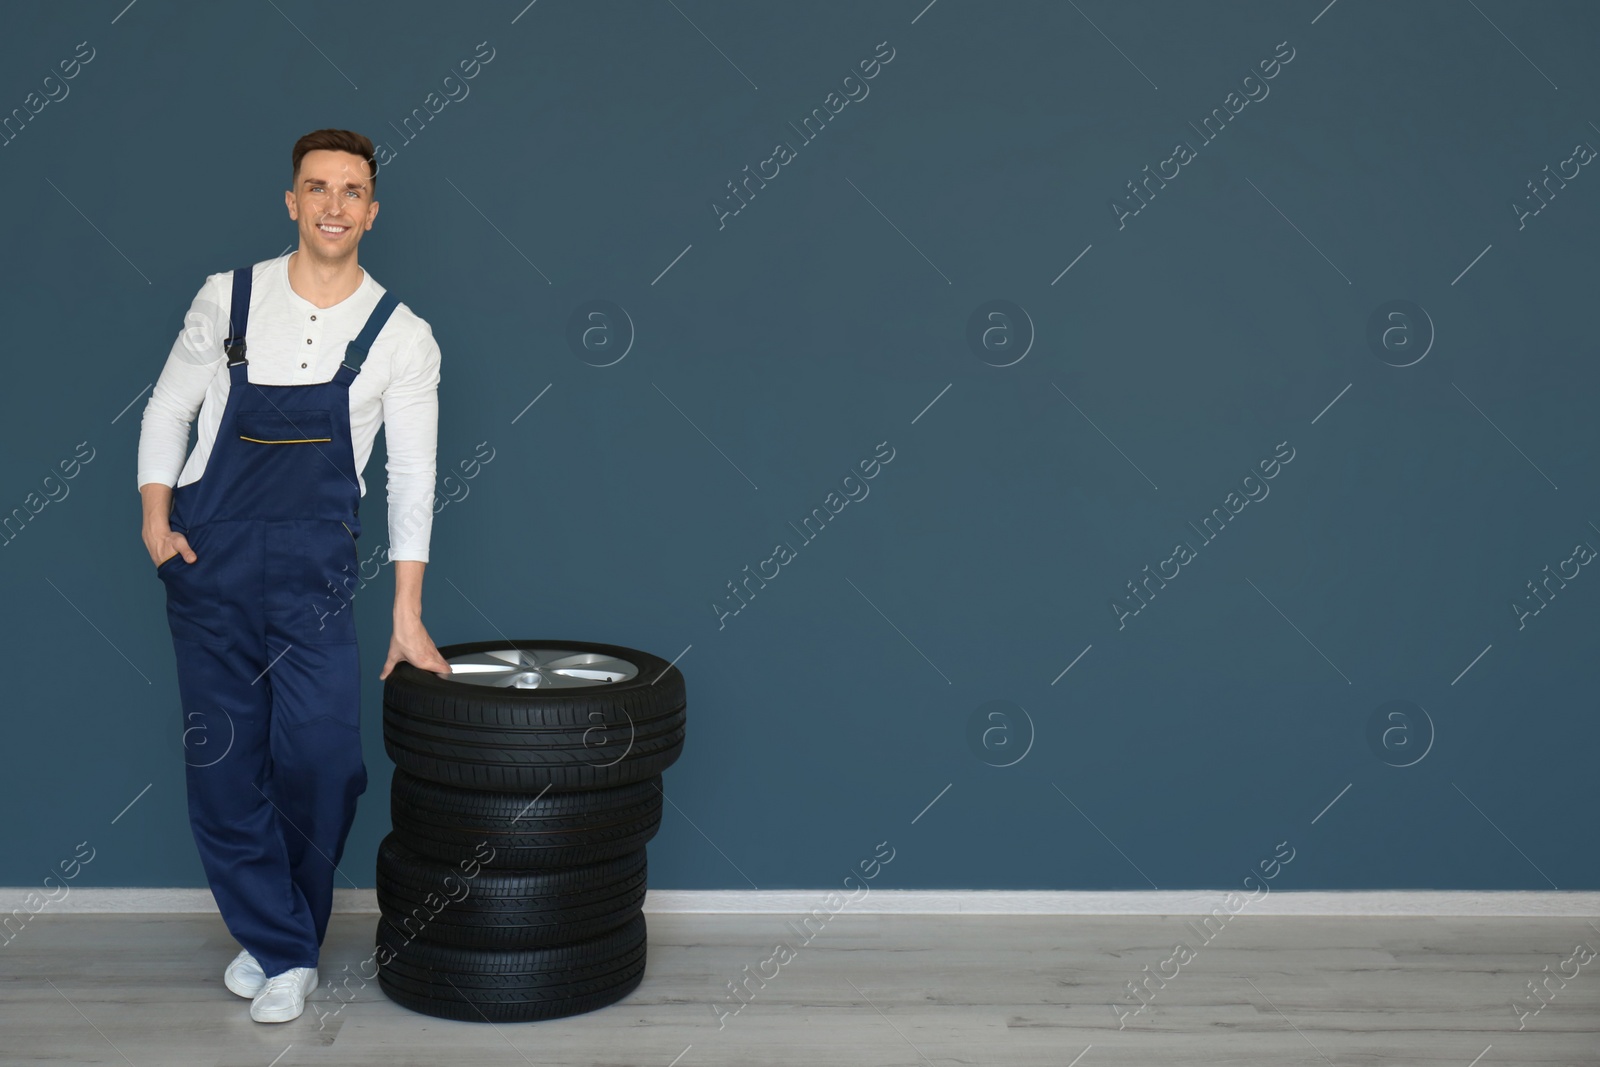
343;291;400;373
224;265;253;366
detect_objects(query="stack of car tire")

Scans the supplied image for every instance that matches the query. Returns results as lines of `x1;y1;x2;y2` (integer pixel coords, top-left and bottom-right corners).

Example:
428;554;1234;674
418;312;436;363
374;639;687;1023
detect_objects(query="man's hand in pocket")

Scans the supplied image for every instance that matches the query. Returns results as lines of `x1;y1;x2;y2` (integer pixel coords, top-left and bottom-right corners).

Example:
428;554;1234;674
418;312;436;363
147;527;196;567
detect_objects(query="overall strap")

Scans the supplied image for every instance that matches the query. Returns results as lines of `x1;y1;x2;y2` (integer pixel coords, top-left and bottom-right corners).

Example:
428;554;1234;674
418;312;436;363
224;266;253;366
344;291;399;372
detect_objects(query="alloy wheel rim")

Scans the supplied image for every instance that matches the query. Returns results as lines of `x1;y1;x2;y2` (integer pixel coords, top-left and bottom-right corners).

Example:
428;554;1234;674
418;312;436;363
440;646;640;689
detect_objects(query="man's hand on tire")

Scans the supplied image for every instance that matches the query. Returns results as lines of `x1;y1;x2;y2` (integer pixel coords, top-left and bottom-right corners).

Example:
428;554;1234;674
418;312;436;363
381;613;451;679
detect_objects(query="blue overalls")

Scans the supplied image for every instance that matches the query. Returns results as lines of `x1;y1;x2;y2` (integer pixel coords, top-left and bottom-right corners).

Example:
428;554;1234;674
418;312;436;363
158;265;399;979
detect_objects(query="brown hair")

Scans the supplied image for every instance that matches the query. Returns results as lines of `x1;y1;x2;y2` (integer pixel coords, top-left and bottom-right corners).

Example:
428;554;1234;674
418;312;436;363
290;128;378;197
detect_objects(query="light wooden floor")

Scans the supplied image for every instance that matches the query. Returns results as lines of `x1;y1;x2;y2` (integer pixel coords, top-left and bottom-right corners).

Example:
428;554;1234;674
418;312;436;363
3;912;1596;1065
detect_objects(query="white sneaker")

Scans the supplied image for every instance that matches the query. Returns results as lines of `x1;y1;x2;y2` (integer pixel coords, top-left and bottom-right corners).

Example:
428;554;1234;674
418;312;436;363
250;966;319;1023
224;948;267;998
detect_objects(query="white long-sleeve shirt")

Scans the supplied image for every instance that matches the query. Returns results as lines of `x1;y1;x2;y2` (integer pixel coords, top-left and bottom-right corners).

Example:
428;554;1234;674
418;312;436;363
137;252;440;561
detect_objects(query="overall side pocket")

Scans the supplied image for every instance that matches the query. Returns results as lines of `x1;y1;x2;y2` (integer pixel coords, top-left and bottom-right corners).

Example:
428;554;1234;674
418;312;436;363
158;549;230;649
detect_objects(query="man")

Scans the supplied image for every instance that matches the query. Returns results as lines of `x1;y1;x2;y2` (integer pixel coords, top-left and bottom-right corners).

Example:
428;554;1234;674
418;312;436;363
136;128;451;1023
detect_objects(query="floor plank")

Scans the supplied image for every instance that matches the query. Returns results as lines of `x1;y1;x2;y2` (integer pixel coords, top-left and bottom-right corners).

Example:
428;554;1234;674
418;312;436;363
2;912;1595;1065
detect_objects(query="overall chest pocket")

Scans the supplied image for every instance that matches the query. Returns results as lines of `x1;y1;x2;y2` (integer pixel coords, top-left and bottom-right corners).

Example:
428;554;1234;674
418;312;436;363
237;409;334;444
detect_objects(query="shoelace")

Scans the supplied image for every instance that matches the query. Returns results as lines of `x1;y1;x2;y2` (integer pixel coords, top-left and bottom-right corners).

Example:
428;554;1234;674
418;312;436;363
258;970;308;998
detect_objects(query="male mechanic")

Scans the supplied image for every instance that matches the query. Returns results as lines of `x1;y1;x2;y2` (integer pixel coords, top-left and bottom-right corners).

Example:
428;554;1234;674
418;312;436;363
136;128;451;1023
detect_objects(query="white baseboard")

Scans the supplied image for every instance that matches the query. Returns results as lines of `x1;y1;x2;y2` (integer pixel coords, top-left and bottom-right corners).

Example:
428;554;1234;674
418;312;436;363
4;888;1598;917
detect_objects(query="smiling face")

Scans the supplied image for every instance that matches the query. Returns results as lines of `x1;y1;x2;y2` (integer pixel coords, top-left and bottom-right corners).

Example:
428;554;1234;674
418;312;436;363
284;148;379;264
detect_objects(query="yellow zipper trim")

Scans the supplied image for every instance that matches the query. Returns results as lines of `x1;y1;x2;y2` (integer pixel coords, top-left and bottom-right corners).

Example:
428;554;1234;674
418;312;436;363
340;520;357;543
239;435;333;444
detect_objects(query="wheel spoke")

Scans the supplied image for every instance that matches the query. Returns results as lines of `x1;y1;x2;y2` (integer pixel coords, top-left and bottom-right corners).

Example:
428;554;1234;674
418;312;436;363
538;669;617;687
541;652;634;675
447;651;523;673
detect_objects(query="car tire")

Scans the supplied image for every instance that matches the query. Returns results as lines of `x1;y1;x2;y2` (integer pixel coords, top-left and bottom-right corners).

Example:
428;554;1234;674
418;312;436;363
375;909;647;1023
382;638;686;792
375;833;647;949
389;766;664;868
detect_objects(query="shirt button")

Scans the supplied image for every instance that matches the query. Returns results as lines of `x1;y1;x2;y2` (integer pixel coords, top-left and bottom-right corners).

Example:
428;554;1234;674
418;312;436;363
310;314;317;321
301;362;308;368
306;338;313;344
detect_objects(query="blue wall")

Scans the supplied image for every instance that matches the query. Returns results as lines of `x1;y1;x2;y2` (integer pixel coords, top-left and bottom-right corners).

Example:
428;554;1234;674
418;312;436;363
1;0;1594;893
